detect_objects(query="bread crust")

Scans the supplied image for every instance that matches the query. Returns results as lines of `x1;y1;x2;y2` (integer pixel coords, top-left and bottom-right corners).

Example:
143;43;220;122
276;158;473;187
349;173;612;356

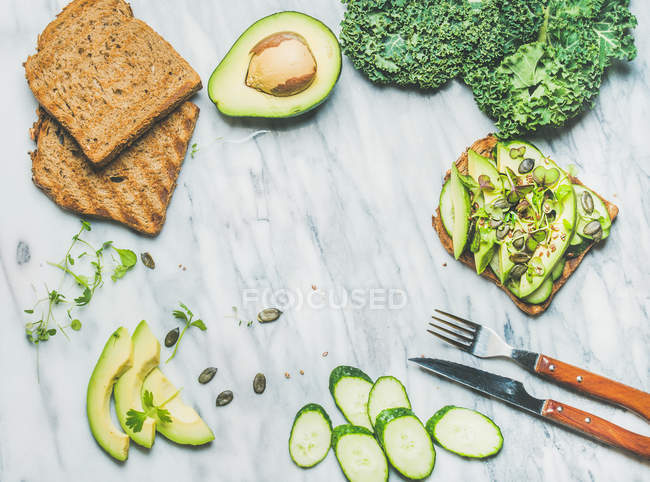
432;135;619;315
31;102;200;236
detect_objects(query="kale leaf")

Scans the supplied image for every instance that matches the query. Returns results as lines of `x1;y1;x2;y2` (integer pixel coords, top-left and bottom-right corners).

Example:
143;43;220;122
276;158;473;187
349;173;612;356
339;0;637;136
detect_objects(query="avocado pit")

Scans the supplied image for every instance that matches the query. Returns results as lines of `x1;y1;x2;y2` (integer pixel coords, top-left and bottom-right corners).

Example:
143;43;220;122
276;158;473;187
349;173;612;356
245;32;317;97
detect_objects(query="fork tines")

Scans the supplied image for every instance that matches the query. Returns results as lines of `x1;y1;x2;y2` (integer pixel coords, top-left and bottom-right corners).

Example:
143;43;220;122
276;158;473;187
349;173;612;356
428;309;479;352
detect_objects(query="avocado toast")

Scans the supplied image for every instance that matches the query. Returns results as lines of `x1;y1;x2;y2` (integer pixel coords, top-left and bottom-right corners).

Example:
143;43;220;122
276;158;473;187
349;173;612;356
432;135;618;315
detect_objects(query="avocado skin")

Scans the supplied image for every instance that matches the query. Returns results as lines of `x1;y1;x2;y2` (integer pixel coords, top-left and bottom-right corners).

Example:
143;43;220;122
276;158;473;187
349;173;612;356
208;11;342;118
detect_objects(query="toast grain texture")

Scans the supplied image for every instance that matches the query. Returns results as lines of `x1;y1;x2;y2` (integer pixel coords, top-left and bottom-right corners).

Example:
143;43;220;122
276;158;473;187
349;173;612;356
432;135;618;316
36;0;133;52
25;10;202;167
31;102;200;236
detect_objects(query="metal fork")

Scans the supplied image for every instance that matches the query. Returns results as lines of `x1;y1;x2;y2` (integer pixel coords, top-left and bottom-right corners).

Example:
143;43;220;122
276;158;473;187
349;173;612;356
428;309;650;420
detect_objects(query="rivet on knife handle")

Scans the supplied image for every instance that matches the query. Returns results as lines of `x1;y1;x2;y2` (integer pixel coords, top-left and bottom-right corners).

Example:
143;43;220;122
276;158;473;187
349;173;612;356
542;400;650;459
536;355;650;420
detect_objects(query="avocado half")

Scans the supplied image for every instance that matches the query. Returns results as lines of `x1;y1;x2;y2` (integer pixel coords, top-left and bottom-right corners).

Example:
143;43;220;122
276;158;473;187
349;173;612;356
208;11;342;118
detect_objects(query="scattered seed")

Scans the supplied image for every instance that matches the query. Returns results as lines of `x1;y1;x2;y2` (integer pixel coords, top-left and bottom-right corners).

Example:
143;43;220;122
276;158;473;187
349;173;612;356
322;351;328;357
141;252;155;269
311;285;317;291
253;373;266;393
583;220;602;237
216;390;233;406
198;367;217;384
257;308;282;323
580;191;594;215
442;263;447;267
164;327;179;347
518;158;535;174
284;372;291;379
299;370;304;375
510;264;527;280
510;252;531;264
493;198;509;210
496;224;510;240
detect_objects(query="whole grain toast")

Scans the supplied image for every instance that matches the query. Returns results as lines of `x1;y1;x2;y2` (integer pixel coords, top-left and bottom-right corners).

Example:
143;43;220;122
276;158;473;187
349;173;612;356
25;10;202;167
36;0;133;52
432;135;619;316
31;102;199;236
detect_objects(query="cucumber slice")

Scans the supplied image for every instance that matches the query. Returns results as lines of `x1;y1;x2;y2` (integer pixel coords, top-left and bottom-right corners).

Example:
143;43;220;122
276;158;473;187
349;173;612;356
551;258;565;281
375;408;435;480
449;164;471;259
426;406;503;459
523;276;553;304
439;179;453;237
367;376;411;428
289;403;332;468
329;366;374;430
573;185;611;241
332;425;388;482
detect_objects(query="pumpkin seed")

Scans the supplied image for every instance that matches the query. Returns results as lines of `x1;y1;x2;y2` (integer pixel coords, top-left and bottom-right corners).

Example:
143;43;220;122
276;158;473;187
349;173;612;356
507;190;519;204
140;252;155;269
253;373;266;394
493;198;509;210
164;327;179;347
518;158;535;174
512;230;525;250
496;224;511;240
583;220;602;237
216;390;233;407
510;252;531;264
257;308;282;323
198;367;217;384
510;264;527;280
580;191;594;214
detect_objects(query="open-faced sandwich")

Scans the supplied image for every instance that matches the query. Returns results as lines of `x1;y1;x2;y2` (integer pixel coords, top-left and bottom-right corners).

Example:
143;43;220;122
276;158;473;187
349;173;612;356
432;135;618;315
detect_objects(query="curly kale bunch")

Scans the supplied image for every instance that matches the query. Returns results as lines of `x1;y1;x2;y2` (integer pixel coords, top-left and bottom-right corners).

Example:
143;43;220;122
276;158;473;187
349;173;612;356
340;0;473;89
339;0;637;136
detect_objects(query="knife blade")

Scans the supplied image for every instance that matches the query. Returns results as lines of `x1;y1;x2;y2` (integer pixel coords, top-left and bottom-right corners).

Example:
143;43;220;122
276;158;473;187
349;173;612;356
409;357;650;459
408;357;545;415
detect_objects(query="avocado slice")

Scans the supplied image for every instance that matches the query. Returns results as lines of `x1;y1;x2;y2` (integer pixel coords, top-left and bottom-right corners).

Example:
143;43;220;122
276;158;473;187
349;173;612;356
142;368;215;445
114;321;160;448
496;140;545;176
208;11;341;118
449;164;471;259
468;149;503;205
87;327;134;461
474;229;497;275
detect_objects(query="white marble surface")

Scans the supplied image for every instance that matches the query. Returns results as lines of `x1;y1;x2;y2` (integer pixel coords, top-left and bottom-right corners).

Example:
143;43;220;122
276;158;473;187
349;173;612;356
1;0;649;481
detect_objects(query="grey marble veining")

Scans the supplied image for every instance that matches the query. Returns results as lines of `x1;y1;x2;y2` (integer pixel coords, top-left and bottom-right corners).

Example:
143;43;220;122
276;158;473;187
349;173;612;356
1;1;649;481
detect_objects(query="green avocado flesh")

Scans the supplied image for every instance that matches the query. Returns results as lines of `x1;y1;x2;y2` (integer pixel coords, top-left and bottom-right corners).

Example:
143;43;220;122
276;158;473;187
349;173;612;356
87;327;134;461
114;321;160;448
442;140;584;301
208;11;341;118
142;368;215;445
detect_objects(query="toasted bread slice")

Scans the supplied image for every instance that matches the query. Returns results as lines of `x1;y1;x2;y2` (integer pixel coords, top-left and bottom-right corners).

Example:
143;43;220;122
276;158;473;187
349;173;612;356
31;102;199;236
36;0;133;52
432;135;618;315
25;12;202;167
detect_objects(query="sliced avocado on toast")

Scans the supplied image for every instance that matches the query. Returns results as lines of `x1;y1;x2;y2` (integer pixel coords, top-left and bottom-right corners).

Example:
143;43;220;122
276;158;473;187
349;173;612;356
434;135;618;315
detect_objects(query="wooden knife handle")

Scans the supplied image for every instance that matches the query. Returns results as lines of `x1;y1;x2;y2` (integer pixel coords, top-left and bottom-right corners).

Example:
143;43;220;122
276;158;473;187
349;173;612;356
542;400;650;459
536;355;650;420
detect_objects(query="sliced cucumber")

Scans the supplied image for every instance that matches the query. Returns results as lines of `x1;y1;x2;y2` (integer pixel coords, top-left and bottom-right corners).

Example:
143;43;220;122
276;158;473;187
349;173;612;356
332;425;388;482
367;376;411;428
551;258;565;281
289;403;332;468
329;366;374;430
375;408;435;480
523;276;553;304
426;406;503;459
450;164;471;259
439;179;453;237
